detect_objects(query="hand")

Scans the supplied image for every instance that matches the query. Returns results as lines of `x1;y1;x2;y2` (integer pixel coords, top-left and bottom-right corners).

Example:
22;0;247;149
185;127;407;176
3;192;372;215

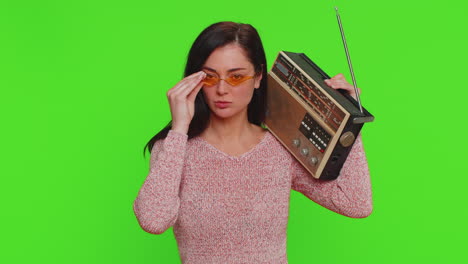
166;71;206;134
324;73;361;100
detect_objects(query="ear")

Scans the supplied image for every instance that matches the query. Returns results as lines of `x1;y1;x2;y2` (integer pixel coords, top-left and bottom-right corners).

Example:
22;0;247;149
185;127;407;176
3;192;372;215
254;72;263;89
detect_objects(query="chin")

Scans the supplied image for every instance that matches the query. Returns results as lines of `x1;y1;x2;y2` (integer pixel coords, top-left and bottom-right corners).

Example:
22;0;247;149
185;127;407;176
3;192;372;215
211;109;237;119
210;107;246;120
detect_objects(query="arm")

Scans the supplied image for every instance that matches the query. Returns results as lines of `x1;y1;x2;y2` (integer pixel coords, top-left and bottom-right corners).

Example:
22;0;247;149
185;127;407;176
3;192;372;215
291;134;373;218
134;71;205;233
133;130;188;234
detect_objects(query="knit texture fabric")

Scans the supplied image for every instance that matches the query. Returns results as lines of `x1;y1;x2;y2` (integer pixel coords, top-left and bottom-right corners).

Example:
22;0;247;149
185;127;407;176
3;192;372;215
134;130;372;263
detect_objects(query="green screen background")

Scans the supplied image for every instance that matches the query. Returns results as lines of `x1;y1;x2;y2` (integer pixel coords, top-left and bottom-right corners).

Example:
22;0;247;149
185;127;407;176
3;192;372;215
1;0;467;263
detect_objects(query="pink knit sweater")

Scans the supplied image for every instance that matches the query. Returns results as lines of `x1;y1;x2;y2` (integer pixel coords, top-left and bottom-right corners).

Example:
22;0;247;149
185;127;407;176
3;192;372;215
134;130;372;263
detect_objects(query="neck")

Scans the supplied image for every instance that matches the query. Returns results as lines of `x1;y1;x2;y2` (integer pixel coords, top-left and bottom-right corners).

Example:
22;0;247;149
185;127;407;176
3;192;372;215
202;112;254;142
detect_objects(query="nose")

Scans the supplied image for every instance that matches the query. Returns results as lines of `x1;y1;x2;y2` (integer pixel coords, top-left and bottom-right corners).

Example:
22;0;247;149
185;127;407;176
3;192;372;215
216;79;230;95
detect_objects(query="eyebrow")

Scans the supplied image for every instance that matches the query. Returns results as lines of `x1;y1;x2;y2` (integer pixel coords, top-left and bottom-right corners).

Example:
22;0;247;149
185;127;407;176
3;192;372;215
202;67;247;73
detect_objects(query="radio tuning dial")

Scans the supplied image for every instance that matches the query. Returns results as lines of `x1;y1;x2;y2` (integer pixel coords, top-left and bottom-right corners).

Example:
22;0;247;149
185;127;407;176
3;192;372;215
292;138;301;147
339;131;355;147
309;156;318;165
300;147;309;156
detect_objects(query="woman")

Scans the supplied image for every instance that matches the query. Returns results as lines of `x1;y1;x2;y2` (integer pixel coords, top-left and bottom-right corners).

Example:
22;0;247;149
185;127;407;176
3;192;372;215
134;21;372;263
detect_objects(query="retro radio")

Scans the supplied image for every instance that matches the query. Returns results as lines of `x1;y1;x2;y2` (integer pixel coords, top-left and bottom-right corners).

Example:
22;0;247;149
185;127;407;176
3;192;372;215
264;7;374;180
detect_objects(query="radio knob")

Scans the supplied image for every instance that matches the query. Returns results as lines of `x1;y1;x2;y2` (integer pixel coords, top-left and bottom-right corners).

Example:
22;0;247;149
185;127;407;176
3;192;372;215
339;131;355;147
292;138;301;147
300;147;309;156
309;156;318;165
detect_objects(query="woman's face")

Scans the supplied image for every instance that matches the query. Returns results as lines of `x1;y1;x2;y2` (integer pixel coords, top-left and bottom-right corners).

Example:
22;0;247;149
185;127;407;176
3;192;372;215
201;43;262;120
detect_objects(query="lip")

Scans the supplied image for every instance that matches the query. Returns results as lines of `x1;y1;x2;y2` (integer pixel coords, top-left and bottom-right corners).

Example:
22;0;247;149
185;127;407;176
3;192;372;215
214;101;231;109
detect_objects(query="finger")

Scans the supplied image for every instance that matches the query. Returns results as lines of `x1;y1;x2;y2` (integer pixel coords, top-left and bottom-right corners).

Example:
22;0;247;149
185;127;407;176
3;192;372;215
168;72;205;97
175;72;205;97
327;73;346;84
187;80;204;102
332;73;345;81
181;71;206;81
184;71;206;83
325;79;348;90
168;82;204;109
173;72;205;90
324;79;336;89
326;76;353;89
335;81;353;90
168;71;205;91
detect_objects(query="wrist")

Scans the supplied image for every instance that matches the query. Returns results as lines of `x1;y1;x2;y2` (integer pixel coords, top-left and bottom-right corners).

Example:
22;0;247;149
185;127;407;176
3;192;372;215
171;123;189;135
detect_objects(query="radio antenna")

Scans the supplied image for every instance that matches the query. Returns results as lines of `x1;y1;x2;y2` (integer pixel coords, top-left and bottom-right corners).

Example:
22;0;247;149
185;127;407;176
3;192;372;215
334;6;363;113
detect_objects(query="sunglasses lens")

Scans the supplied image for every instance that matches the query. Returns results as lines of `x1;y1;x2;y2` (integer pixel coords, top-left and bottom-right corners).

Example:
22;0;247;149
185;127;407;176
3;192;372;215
202;73;254;86
202;75;218;86
226;75;253;86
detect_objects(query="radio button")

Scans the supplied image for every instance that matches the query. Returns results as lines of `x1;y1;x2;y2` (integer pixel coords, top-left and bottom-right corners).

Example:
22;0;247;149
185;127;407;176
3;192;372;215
309;156;319;165
292;139;301;147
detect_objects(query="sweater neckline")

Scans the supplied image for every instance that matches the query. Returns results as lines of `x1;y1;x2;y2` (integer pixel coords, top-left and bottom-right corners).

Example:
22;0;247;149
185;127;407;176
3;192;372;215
194;131;271;160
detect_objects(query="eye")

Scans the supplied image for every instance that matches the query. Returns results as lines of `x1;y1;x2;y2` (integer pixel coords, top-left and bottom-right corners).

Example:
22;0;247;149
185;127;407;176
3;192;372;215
205;73;217;79
202;72;219;86
231;74;244;80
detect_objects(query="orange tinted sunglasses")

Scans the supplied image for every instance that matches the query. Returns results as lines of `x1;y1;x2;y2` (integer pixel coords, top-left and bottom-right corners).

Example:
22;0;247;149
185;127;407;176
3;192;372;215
202;72;254;87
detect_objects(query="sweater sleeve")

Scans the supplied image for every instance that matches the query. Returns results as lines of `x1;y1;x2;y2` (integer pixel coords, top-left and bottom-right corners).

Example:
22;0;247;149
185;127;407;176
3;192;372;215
133;130;188;234
291;134;373;218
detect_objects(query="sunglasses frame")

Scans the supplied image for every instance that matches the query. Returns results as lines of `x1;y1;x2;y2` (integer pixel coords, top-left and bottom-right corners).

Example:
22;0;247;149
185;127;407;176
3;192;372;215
202;71;255;87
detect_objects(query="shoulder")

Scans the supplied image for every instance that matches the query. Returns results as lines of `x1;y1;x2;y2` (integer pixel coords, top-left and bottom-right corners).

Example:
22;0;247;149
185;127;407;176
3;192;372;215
150;130;189;156
261;130;294;159
263;130;284;148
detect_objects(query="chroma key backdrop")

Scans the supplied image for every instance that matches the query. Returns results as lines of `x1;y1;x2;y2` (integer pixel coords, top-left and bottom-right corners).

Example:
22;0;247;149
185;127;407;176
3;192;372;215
1;0;466;263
